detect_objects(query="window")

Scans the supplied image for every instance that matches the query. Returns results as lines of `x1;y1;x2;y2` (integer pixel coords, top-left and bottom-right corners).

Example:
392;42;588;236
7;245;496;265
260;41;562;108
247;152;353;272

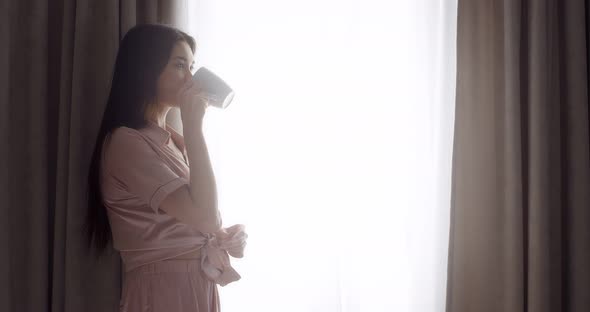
187;0;457;311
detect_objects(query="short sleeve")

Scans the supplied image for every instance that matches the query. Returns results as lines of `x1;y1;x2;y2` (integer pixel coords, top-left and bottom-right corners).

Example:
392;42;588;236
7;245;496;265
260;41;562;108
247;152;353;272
103;127;188;214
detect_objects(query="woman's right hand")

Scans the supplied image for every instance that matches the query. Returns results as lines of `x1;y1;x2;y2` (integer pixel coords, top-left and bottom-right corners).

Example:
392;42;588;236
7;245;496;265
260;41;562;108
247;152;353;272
177;79;209;127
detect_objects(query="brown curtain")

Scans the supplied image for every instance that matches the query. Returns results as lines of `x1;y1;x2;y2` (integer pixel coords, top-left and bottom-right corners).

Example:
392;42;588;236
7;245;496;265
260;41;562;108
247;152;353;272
447;1;589;312
0;1;188;311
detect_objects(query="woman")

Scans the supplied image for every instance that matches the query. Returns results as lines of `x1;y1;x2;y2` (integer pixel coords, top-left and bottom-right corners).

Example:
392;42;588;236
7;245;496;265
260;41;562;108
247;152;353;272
84;24;247;312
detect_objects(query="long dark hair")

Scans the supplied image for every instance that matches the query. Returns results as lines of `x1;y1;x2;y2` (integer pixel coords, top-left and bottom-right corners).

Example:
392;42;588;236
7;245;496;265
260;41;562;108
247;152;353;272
84;24;196;256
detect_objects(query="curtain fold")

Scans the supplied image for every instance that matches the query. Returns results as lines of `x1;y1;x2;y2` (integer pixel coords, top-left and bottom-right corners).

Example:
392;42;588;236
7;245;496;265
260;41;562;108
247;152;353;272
447;1;590;312
0;1;188;311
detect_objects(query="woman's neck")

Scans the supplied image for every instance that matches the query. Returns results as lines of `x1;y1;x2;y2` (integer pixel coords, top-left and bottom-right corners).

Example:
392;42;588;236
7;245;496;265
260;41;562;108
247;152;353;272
145;103;171;128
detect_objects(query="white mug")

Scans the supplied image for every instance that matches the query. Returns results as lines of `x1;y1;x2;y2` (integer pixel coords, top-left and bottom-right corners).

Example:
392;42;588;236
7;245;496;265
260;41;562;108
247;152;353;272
192;67;235;109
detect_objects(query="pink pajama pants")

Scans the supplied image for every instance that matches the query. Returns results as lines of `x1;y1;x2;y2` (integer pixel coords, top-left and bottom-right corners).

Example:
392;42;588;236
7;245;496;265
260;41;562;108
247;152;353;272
119;259;220;312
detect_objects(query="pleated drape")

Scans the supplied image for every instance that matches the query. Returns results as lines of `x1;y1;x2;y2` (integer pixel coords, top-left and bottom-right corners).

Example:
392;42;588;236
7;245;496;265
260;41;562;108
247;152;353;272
447;1;590;311
0;1;189;311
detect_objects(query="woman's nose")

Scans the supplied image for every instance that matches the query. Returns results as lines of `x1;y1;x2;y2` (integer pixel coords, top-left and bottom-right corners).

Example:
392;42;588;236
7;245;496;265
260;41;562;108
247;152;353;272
184;70;192;83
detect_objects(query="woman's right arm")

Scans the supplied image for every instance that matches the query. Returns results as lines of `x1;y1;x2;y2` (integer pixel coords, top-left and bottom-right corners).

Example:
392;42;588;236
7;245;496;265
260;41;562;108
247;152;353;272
159;80;222;233
184;121;221;231
159;124;221;233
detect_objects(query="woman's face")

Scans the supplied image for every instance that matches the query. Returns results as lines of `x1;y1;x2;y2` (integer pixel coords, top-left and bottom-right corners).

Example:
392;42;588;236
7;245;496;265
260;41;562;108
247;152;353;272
156;41;195;107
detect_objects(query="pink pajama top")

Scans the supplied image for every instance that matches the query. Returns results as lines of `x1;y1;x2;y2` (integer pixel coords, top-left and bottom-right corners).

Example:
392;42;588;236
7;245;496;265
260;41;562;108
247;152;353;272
100;120;246;286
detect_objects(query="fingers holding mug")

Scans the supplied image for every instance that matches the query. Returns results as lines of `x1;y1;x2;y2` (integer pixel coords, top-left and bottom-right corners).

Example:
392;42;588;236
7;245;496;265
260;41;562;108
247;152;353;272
179;84;205;121
201;95;210;109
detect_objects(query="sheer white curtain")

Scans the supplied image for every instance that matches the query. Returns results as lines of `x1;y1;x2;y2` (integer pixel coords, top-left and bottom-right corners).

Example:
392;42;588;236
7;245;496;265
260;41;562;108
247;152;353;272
186;0;457;311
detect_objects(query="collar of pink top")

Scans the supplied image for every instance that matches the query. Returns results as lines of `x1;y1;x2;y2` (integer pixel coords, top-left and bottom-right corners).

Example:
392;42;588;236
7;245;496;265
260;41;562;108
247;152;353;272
145;120;186;149
199;224;248;286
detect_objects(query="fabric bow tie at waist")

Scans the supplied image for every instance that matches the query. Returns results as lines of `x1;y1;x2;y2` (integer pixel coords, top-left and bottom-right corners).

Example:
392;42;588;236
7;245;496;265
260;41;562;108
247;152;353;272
200;224;247;286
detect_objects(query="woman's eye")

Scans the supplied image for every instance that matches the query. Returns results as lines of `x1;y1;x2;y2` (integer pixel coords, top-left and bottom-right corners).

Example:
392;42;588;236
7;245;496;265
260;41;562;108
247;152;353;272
176;63;186;69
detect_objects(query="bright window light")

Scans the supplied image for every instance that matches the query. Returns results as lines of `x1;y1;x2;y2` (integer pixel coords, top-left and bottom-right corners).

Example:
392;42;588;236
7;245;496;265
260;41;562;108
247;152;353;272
187;0;457;311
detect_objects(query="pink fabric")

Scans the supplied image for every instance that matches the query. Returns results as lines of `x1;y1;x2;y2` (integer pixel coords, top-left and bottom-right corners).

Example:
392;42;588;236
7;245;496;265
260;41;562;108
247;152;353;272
199;224;247;286
101;121;246;286
120;259;220;312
